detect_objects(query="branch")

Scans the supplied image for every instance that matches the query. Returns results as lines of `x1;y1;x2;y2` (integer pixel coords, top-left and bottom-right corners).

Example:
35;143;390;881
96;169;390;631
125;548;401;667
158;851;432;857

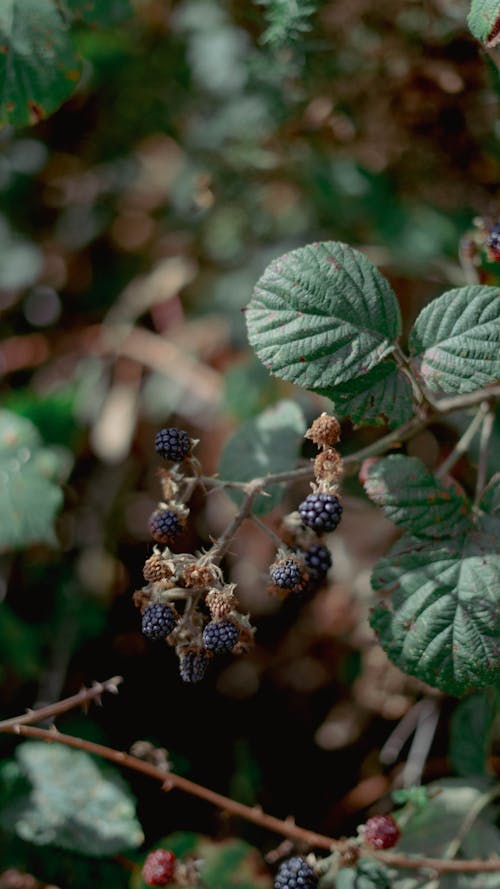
0;677;123;731
1;722;500;874
474;404;496;508
435;402;490;479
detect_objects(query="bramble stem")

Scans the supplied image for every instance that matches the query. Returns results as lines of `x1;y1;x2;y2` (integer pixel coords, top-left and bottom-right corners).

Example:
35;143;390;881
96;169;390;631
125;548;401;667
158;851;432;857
435;402;490;479
0;676;122;730
474;405;496;508
2;721;500;873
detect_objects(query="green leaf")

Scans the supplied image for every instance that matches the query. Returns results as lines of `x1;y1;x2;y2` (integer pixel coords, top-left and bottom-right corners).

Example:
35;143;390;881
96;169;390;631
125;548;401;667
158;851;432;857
133;834;272;889
0;742;144;856
0;602;41;678
0;0;82;127
393;778;500;889
450;690;496;776
468;0;500;46
61;0;132;26
0;410;65;549
246;242;401;392
409;286;500;393
320;361;414;427
218;400;306;514
371;532;500;695
336;858;392;889
392;786;431;809
363;455;471;538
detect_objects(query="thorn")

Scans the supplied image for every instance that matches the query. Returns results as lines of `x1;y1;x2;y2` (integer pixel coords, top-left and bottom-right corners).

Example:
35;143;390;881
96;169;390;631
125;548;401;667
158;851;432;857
162;778;174;792
49;724;60;734
13;724;21;734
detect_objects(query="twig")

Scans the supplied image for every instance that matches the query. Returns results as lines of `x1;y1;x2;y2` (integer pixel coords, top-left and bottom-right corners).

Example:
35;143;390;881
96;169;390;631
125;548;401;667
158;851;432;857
402;698;440;788
251;515;285;549
474;404;496;508
0;677;122;731
436;402;490;479
444;784;500;860
1;724;500;873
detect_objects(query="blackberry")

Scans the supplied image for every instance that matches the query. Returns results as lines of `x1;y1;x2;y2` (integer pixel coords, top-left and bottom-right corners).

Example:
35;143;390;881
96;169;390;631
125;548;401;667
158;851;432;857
149;508;182;544
274;856;318;889
155;427;191;462
304;544;332;582
298;492;342;533
179;650;210;683
487;224;500;253
202;620;239;654
142;603;178;640
142;849;176;886
363;814;400;850
270;558;307;594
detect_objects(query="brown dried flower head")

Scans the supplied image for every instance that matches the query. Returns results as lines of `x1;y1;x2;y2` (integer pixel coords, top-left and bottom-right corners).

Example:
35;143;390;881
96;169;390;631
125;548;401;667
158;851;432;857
183;562;220;589
306;412;341;448
157;467;180;502
133;588;151;611
206;586;238;620
143;553;175;583
314;448;344;486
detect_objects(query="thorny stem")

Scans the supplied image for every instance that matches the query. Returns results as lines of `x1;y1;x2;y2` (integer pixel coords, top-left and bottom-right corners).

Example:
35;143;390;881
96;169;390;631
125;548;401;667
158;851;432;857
393;345;433;410
2;722;500;874
474;404;496;508
0;676;122;730
435;402;490;479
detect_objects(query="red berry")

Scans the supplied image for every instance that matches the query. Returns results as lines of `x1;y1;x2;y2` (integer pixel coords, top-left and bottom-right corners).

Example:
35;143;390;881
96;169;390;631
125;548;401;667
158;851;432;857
362;814;400;850
142;849;176;886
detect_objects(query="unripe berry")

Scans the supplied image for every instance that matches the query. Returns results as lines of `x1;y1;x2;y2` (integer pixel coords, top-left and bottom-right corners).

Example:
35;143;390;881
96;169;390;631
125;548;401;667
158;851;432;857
363;814;400;850
142;849;176;886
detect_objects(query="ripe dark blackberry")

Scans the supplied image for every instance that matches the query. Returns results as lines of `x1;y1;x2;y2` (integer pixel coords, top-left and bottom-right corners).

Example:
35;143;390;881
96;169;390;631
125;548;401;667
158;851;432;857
142;849;176;886
304;544;332;582
298;492;342;533
142;603;178;640
202;619;239;654
155;427;191;462
270;558;307;594
179;650;210;683
274;856;318;889
363;814;400;850
149;508;183;544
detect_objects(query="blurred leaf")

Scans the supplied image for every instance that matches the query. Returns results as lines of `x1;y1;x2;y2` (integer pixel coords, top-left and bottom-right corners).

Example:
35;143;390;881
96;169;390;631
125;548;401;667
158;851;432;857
393;778;500;889
246;242;401;392
0;410;64;549
0;742;144;856
468;0;500;46
320;361;414;428
218;400;306;514
61;0;132;26
363;455;471;538
371;531;500;695
336;858;392;889
0;603;41;679
392;786;431;809
450;690;496;776
478;473;500;536
133;833;272;889
409;287;500;394
0;0;82;127
229;739;261;806
0;217;42;289
224;359;278;420
3;388;78;447
257;0;317;47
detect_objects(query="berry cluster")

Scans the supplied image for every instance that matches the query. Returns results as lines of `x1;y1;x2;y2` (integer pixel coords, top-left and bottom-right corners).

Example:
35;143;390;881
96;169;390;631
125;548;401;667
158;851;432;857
274;857;318;889
135;427;253;684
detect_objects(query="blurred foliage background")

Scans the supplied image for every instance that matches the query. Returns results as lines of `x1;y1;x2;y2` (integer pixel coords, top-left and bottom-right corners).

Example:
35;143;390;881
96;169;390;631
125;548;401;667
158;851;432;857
2;0;500;885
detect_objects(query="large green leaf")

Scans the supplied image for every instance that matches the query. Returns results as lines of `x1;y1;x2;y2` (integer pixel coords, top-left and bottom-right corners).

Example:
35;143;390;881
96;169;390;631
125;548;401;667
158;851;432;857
218;400;306;514
478;473;500;536
246;242;401;391
0;0;82;127
409;286;500;393
450;690;496;777
468;0;500;46
371;532;500;695
319;360;414;427
0;742;143;856
0;411;64;549
364;455;471;538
